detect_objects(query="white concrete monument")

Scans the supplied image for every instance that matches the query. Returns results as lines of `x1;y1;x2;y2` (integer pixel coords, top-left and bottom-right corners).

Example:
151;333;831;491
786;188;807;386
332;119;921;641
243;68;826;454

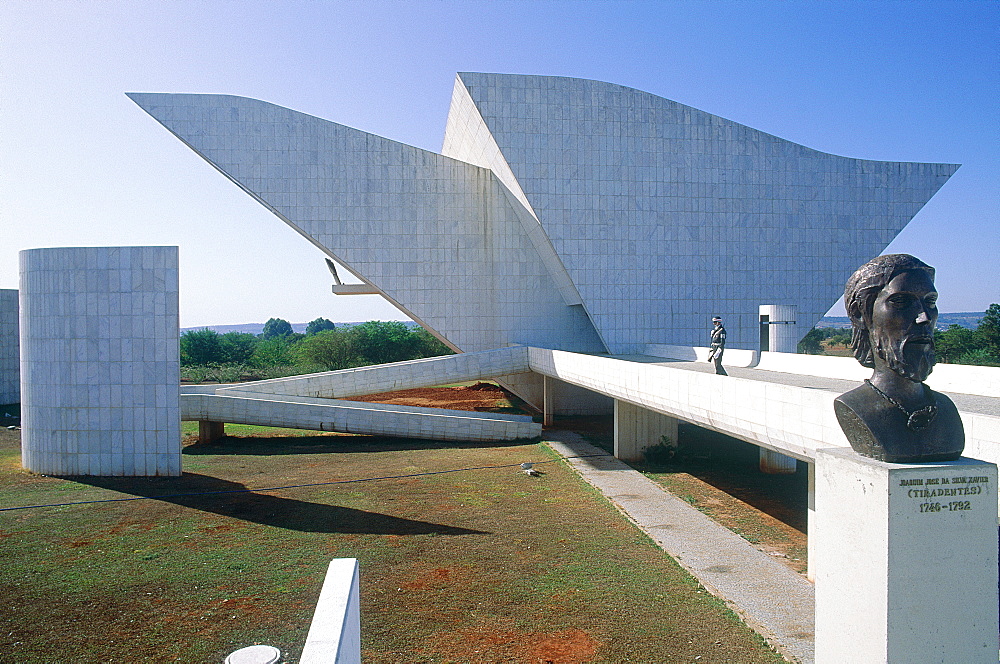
19;246;181;476
128;73;957;367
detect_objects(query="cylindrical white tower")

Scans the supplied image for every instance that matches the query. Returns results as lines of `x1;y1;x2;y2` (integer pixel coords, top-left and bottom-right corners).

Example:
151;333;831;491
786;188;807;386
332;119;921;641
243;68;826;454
19;247;180;476
758;304;800;474
758;304;799;353
0;289;18;405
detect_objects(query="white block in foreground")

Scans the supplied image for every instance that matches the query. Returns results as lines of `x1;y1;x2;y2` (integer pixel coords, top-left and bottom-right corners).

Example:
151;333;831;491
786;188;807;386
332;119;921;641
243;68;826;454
814;447;998;664
300;558;361;664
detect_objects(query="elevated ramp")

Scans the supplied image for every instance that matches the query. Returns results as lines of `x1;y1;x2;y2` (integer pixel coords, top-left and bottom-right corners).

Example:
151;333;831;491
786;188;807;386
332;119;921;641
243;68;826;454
181;348;540;443
528;347;1000;465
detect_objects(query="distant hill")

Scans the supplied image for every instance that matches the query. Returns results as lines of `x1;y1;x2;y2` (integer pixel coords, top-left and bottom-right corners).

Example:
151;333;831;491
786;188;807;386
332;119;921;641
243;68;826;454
181;320;418;335
818;312;985;330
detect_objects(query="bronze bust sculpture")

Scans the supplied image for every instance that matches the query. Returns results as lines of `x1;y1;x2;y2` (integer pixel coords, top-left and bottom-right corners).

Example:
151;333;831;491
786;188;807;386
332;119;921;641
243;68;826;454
834;254;964;463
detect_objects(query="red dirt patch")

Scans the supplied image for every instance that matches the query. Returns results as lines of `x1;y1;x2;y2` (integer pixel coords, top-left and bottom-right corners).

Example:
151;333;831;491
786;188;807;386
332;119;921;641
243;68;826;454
402;566;454;591
423;620;600;663
346;383;534;415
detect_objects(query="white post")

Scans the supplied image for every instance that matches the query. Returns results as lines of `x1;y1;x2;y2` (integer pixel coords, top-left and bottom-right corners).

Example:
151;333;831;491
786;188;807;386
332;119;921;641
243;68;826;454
814;447;998;663
300;558;361;664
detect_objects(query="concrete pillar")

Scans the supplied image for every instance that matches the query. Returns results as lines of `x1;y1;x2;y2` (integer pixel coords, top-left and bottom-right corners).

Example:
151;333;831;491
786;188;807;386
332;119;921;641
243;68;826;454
758;304;800;473
614;399;678;463
542;375;554;427
0;289;19;405
19;246;181;476
198;420;225;444
814;447;998;663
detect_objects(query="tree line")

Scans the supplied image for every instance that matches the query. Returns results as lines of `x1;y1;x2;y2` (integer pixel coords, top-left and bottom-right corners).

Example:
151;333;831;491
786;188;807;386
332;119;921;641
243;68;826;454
798;304;1000;367
180;318;454;383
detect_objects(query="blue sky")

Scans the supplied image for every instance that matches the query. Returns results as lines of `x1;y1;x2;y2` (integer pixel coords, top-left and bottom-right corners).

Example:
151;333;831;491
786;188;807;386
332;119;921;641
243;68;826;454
2;0;996;327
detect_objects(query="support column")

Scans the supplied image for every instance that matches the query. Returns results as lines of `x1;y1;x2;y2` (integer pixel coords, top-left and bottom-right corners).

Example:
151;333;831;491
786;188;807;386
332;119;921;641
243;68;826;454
198;421;225;444
614;400;678;463
542;375;553;427
814;447;998;663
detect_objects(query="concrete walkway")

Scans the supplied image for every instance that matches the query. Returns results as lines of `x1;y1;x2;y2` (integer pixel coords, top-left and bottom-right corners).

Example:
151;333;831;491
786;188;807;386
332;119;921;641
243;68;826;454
545;431;815;664
614;353;998;416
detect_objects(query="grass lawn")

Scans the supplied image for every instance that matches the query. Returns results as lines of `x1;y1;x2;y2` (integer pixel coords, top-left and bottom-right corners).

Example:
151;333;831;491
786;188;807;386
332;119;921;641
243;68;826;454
1;425;784;663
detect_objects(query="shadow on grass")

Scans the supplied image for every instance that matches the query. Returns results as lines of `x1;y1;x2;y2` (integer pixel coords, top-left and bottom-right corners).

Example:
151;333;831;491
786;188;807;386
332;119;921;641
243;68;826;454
183;434;534;456
637;424;809;532
75;473;489;536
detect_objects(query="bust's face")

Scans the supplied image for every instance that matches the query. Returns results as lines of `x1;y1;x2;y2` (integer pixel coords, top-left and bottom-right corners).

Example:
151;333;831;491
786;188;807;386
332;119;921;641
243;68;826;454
870;269;938;380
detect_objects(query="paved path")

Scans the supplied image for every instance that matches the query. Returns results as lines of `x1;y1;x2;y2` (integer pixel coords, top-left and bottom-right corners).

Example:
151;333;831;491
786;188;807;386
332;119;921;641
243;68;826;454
545;430;815;664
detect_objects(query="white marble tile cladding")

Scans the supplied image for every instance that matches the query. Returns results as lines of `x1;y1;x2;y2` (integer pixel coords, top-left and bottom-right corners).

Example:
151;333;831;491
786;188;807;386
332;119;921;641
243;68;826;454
126;92;607;359
19;247;181;476
0;290;18;404
446;73;958;354
129;73;958;385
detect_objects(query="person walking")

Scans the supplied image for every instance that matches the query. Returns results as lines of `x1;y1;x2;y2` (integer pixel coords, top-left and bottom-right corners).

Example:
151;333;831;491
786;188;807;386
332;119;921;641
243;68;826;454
709;316;727;376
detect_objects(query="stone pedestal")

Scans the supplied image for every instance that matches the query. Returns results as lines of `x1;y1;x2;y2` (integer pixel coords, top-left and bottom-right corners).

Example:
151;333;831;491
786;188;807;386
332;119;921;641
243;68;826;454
814;447;998;663
614;400;678;463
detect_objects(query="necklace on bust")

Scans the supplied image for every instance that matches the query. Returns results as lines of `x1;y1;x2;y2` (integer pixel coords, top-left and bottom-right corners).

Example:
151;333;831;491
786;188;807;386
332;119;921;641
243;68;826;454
864;379;938;432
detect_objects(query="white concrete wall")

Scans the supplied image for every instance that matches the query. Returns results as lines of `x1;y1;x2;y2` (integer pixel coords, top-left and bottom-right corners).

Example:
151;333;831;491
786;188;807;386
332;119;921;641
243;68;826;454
0;289;18;404
300;558;361;664
19;247;181;476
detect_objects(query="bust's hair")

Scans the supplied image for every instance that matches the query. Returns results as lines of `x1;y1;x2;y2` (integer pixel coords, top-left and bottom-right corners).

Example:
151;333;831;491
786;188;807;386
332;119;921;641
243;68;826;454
844;254;934;367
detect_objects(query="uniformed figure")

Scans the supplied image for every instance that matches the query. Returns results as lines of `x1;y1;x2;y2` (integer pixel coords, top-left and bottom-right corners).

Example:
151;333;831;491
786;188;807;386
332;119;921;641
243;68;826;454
708;316;727;376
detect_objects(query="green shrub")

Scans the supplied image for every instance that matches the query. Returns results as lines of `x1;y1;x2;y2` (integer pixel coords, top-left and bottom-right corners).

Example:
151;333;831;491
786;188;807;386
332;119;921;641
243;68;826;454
643;435;678;466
